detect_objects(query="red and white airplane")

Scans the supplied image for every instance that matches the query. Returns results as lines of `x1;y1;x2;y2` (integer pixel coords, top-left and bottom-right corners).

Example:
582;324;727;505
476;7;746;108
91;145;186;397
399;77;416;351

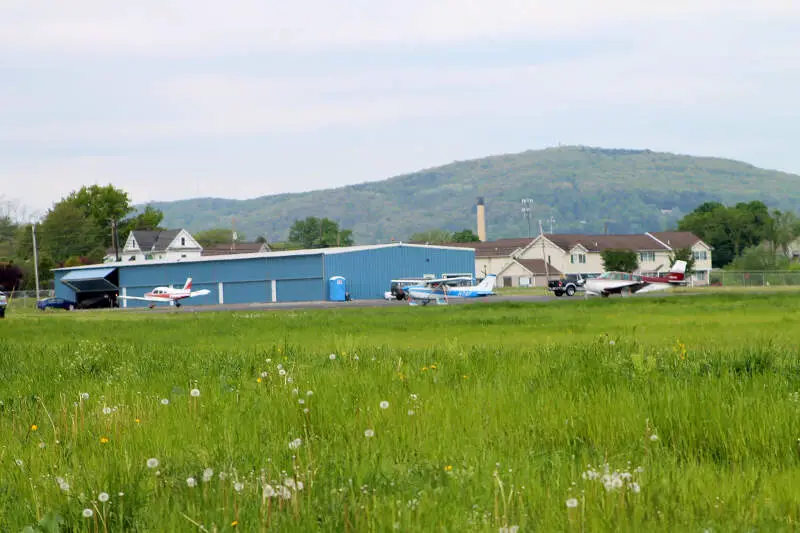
118;278;210;307
584;260;688;298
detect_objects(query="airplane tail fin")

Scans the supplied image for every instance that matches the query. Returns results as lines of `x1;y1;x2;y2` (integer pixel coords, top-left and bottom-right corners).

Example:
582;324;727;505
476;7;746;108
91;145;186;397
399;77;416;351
666;260;687;282
183;278;193;291
476;274;497;292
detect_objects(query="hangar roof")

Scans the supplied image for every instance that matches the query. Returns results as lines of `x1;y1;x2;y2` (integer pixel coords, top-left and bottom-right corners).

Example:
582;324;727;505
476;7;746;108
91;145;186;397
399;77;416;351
52;242;475;272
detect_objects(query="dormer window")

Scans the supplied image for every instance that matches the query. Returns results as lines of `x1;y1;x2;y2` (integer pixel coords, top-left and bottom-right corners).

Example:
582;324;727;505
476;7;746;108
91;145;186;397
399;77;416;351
181;237;186;246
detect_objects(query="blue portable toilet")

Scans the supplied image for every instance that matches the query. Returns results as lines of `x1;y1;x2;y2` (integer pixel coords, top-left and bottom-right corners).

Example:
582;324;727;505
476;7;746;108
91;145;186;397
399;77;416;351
329;276;346;301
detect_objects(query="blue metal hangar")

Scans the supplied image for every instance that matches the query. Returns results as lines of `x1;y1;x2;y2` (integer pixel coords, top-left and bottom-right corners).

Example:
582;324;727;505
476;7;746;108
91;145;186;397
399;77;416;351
52;243;476;308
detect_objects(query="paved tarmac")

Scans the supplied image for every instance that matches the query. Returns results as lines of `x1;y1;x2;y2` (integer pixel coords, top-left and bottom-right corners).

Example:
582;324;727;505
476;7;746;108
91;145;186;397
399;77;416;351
122;291;672;314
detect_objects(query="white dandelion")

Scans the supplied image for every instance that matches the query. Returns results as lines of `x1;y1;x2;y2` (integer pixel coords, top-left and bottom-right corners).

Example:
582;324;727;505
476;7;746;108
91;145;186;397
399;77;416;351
190;388;200;397
303;408;309;414
650;434;659;441
234;482;244;492
408;410;415;416
279;369;286;376
80;392;90;400
102;407;111;415
203;468;214;482
566;498;579;508
263;484;276;498
82;509;93;518
289;438;302;450
147;458;159;469
59;482;70;492
160;398;169;405
298;398;305;405
380;401;389;409
329;353;336;360
260;371;269;378
364;429;375;438
187;477;197;488
306;390;313;396
630;482;641;493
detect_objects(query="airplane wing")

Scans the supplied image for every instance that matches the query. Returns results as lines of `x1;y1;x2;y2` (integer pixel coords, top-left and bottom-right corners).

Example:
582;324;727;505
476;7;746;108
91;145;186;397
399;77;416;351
118;295;166;302
190;290;210;297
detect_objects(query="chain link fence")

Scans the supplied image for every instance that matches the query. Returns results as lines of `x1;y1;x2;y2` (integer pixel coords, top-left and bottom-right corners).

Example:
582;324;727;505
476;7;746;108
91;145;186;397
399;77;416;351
709;271;800;287
3;289;55;308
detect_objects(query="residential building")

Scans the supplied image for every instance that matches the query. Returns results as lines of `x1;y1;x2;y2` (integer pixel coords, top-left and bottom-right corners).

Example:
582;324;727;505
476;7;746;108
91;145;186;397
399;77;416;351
443;231;712;287
104;229;203;263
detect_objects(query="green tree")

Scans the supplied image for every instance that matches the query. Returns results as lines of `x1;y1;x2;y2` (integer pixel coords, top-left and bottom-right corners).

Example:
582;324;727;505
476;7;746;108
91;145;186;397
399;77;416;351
764;209;800;256
64;184;134;248
452;229;480;243
38;203;101;264
408;229;454;244
288;217;353;248
667;247;695;274
194;228;242;247
601;249;639;272
118;206;165;244
677;201;777;268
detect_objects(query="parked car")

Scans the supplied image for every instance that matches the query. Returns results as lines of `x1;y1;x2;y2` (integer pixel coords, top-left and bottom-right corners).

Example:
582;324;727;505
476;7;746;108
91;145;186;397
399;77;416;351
0;291;7;318
547;274;586;297
37;297;78;311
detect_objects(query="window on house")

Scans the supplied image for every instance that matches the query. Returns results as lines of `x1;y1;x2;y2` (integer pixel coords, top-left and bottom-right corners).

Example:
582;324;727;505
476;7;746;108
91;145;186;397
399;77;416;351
639;251;655;262
181;237;186;246
693;251;707;260
570;253;586;264
694;271;707;280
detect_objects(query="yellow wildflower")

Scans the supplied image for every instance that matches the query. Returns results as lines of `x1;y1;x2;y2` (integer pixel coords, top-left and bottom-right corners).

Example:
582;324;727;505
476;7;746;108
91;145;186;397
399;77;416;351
257;377;262;383
100;436;109;444
30;424;38;431
231;520;239;527
444;465;453;472
134;418;140;424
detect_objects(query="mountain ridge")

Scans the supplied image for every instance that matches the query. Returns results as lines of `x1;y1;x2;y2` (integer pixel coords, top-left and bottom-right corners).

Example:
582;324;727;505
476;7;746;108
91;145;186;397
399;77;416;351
141;145;800;244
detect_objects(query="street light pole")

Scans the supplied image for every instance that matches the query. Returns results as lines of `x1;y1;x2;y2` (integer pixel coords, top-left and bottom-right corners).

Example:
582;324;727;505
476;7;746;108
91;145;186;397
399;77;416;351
521;198;534;238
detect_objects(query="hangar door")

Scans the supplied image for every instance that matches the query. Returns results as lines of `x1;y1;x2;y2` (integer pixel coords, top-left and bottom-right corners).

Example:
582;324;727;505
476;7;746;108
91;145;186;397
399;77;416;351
60;267;120;308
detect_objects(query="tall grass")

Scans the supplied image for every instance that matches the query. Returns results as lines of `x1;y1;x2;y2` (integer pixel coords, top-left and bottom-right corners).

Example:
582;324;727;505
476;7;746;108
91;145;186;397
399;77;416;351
2;293;800;531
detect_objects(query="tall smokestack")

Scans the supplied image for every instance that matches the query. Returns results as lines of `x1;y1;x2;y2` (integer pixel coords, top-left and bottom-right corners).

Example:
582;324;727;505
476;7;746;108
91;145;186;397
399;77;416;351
476;197;486;242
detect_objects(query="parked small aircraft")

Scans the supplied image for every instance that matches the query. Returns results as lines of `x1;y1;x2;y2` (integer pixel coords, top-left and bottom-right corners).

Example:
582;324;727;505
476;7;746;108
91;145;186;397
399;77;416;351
583;261;688;298
405;274;497;306
118;278;210;307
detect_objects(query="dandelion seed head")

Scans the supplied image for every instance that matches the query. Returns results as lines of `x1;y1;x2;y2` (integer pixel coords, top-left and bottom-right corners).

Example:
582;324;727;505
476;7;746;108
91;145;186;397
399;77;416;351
160;398;169;405
82;509;93;518
190;388;200;397
650;434;659;441
187;477;197;488
364;429;375;438
380;401;389;409
408;409;415;416
279;369;286;376
147;458;159;469
203;468;214;482
80;392;89;400
566;497;579;508
102;407;111;415
329;353;336;360
98;492;109;502
234;482;244;492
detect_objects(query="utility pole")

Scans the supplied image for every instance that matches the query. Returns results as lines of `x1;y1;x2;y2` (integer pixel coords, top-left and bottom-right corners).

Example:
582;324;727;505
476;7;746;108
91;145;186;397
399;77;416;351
539;219;550;281
31;223;40;301
521;198;534;238
549;216;555;234
111;219;120;261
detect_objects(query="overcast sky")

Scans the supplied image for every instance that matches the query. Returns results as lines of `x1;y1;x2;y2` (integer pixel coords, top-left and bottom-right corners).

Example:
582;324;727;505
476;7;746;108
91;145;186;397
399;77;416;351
1;0;799;219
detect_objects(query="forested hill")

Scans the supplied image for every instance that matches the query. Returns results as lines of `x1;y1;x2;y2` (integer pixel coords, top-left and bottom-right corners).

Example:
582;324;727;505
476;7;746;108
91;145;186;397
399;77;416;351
145;146;800;244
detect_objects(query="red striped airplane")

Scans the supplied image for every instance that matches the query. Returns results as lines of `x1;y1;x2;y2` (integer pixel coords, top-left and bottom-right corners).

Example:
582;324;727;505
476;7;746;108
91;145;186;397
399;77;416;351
118;278;210;308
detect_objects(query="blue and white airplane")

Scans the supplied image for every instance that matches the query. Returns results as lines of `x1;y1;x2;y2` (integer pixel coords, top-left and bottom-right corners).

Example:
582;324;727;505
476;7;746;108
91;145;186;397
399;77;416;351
405;275;497;306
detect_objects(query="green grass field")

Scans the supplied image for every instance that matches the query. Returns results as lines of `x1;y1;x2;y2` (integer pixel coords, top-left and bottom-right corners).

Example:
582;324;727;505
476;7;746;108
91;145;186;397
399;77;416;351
2;293;800;532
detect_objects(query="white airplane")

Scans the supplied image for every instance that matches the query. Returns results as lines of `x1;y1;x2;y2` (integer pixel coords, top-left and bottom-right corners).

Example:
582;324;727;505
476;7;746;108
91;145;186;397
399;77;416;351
584;261;688;298
118;278;210;308
405;274;497;306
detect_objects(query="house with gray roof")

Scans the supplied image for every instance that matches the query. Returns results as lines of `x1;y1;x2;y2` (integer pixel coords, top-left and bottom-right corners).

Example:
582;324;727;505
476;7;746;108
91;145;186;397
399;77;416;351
104;229;203;263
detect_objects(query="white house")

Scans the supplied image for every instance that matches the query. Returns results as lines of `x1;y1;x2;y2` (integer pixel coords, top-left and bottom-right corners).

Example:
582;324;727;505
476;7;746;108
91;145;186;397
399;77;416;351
104;229;203;263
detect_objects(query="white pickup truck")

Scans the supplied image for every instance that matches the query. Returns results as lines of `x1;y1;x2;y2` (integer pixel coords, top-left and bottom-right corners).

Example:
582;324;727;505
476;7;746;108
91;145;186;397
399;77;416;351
0;291;7;318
